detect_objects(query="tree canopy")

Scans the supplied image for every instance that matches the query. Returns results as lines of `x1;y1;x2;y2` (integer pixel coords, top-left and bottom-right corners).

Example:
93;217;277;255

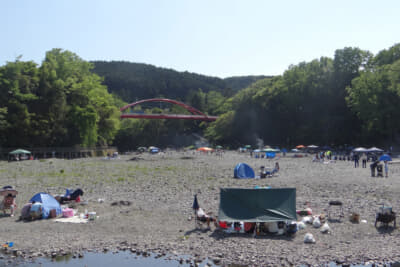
1;43;399;151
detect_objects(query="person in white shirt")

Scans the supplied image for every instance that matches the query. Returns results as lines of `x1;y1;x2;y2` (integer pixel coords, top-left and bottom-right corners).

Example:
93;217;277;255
196;207;218;228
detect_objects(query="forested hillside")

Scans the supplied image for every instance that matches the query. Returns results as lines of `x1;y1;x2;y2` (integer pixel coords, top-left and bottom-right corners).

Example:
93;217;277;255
205;44;400;148
91;61;266;102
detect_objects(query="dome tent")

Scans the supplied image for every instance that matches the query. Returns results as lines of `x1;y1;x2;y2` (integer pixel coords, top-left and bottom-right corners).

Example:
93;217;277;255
30;193;62;219
234;163;255;179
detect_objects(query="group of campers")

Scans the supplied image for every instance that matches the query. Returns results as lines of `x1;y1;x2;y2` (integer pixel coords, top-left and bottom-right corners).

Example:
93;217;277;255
195;206;297;235
0;186;83;220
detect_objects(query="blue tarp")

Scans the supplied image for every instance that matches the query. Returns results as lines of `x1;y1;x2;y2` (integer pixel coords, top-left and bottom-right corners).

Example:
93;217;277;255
234;163;255;179
30;192;62;219
266;152;276;158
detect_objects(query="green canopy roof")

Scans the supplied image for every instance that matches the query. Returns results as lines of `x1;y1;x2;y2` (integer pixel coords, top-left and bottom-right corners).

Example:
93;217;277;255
9;149;31;154
218;188;297;222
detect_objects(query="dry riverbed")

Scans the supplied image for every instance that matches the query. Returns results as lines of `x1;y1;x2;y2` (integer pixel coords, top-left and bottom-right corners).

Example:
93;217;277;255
0;151;400;266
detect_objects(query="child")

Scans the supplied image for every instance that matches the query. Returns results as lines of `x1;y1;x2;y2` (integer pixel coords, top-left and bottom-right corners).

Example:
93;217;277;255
1;193;17;217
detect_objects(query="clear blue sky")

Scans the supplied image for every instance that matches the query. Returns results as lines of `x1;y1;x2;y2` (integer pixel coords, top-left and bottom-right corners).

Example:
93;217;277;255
1;0;399;78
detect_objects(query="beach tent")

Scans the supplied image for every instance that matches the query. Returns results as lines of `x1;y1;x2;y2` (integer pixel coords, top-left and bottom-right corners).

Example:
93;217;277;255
234;163;255;179
218;188;297;222
30;193;62;219
265;152;276;158
9;149;31;155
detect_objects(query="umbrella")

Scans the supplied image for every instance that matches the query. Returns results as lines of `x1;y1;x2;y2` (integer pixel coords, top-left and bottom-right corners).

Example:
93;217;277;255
216;145;223;149
379;154;392;161
0;186;18;197
262;148;280;152
197;147;214;152
296;145;305;149
9;149;31;155
244;145;252;149
353;147;367;152
307;145;319;149
192;194;199;210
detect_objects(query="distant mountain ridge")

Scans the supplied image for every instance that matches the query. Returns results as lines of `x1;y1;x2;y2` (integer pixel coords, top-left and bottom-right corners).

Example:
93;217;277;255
91;61;270;102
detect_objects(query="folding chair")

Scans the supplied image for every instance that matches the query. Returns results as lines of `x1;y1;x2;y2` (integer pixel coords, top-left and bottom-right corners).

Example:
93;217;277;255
328;200;344;220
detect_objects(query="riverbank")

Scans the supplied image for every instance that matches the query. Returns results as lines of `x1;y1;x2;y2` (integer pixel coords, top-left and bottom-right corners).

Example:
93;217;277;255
0;151;399;266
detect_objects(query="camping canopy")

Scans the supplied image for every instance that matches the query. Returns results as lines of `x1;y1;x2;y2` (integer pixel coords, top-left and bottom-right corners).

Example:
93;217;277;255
367;147;384;153
234;163;255;178
218;188;297;222
30;193;62;219
9;149;31;155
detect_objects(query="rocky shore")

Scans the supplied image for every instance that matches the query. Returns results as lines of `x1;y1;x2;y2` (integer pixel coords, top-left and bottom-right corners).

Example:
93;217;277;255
0;151;400;266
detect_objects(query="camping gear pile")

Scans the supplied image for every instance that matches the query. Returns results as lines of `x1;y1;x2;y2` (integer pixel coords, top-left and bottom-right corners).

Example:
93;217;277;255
16;188;93;222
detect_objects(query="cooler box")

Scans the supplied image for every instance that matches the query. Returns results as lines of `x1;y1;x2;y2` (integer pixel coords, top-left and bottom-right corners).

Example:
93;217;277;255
62;208;74;218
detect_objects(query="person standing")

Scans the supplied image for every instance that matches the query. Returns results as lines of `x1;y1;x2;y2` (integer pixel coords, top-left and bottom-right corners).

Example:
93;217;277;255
384;160;389;178
354;154;359;168
361;153;367;168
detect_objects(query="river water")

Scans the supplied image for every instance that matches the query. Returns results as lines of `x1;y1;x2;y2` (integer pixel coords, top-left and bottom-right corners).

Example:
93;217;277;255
0;251;385;266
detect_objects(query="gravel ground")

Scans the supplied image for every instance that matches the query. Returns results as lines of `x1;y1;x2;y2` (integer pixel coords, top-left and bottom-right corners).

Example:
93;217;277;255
0;151;400;266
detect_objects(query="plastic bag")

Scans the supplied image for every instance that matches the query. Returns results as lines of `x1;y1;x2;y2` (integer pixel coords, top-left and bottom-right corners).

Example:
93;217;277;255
320;222;330;233
313;217;321;228
304;233;315;243
297;221;306;230
302;216;313;224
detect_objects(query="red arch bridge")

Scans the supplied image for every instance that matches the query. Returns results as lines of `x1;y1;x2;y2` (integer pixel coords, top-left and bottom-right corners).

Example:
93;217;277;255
120;98;218;122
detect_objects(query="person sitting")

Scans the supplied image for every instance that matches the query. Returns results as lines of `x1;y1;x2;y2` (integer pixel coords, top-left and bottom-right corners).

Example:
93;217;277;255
196;207;218;228
1;193;17;217
266;162;280;177
259;166;266;178
56;188;84;204
20;202;33;221
29;201;43;220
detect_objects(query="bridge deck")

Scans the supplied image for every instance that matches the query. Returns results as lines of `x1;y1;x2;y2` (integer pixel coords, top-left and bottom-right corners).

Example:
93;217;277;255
120;114;217;121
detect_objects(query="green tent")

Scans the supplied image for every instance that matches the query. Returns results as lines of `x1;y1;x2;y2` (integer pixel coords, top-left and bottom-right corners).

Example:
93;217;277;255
9;149;31;155
218;188;297;222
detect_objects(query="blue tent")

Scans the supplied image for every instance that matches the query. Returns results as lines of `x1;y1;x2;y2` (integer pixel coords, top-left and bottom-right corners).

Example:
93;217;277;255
266;152;276;158
30;193;62;219
234;163;255;179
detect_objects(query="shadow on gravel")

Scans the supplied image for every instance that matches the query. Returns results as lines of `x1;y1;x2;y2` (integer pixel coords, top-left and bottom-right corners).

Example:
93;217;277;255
327;218;343;223
208;230;295;241
128;157;144;161
376;225;396;234
184;228;213;236
180;156;194;160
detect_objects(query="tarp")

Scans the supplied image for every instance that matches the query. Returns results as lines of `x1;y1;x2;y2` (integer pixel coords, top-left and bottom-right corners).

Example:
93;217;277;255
30;193;62;219
218;188;297;222
265;152;276;158
234;163;255;179
9;149;31;154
